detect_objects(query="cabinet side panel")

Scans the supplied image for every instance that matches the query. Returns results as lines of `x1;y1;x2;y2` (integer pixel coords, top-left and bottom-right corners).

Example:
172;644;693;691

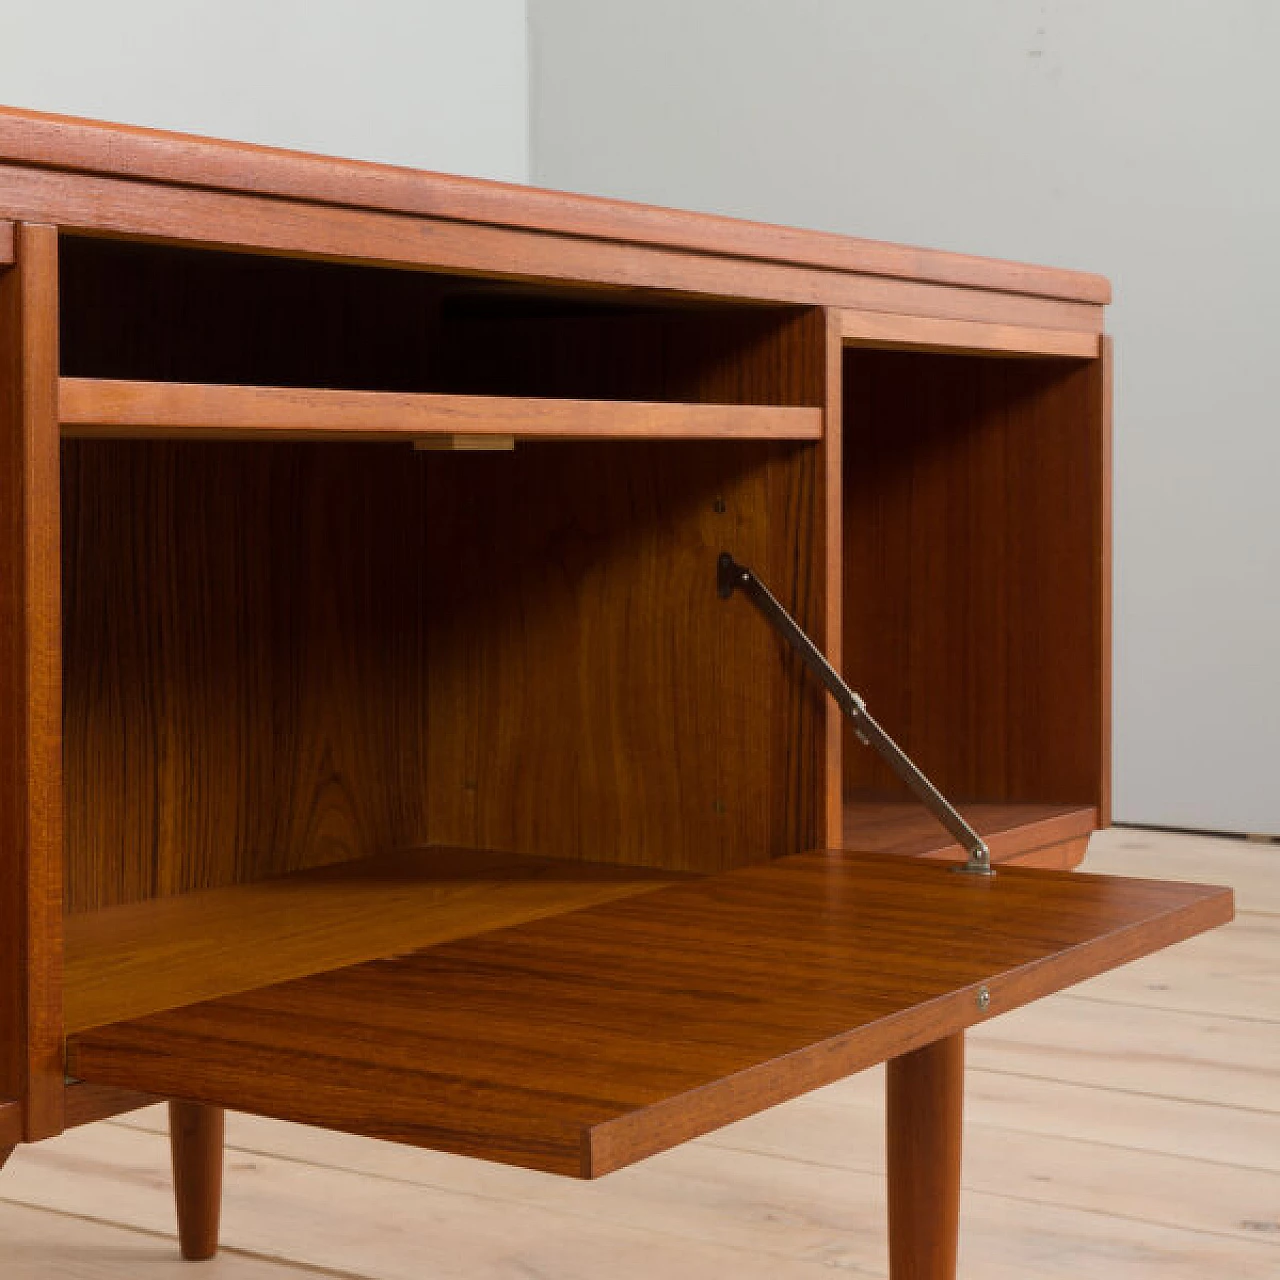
823;311;845;845
843;349;1108;809
1097;336;1113;827
0;224;64;1138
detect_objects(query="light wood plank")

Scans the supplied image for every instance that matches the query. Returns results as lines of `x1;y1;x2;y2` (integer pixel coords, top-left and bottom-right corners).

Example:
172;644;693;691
1065;911;1280;1021
803;1052;1280;1175
840;310;1100;358
10;1107;1280;1280
706;1083;1280;1245
961;1067;1280;1174
64;846;680;1033
3;1123;885;1280
58;378;823;442
1086;826;1280;914
0;1200;315;1279
967;997;1280;1111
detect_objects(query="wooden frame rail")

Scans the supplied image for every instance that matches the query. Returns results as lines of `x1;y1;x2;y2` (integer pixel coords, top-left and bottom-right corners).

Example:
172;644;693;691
840;309;1101;359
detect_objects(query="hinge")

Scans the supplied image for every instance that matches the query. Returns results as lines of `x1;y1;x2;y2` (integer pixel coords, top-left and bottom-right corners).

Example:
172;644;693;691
718;553;993;876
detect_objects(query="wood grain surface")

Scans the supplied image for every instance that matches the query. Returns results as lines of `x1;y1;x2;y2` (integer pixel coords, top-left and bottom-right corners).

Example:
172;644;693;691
64;846;680;1033
63;1082;159;1129
0;220;13;266
0;223;64;1140
822;309;845;844
840;310;1100;359
61;435;822;907
168;1102;224;1261
63;805;1101;1035
842;349;1110;813
0;1098;21;1150
418;310;828;872
65;851;1231;1179
1097;337;1115;825
0;104;1110;304
843;797;1096;865
887;1033;965;1280
57;236;823;403
59;379;822;442
0;163;1105;332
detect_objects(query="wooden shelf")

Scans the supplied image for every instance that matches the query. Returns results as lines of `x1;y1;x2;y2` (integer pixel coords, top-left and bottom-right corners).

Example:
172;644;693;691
58;378;823;442
63;847;682;1035
843;797;1098;867
66;849;1230;1179
63;805;1101;1037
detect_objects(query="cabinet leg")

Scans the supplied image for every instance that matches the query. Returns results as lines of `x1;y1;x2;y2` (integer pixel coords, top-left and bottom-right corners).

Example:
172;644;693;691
886;1033;964;1280
169;1101;224;1261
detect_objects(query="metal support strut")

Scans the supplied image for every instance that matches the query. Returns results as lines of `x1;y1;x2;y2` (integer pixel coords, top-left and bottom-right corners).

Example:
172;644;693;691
717;553;993;876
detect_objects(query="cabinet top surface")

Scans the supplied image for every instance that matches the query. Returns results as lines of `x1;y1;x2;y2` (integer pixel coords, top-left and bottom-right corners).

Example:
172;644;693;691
0;104;1109;305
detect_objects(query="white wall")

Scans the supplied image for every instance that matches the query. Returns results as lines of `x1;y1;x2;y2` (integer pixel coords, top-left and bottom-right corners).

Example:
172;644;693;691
0;0;530;181
530;0;1280;835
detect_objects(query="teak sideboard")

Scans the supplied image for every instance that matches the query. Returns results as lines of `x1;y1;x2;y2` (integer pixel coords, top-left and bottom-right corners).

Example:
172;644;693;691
0;106;1232;1277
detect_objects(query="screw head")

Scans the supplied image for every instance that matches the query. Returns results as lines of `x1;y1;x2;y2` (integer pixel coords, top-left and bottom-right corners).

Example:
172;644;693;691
976;985;992;1012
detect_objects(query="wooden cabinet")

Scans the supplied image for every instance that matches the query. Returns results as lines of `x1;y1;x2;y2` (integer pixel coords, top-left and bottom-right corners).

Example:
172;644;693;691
0;107;1228;1276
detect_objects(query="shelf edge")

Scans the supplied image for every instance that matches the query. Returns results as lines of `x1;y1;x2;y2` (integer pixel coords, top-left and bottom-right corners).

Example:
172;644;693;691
59;379;824;443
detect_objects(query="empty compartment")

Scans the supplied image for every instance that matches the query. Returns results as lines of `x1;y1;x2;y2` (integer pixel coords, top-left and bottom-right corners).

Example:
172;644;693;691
61;430;829;1028
841;346;1109;863
58;235;823;408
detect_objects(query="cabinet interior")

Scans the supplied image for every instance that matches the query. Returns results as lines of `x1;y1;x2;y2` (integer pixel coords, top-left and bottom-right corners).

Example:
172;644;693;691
840;346;1108;855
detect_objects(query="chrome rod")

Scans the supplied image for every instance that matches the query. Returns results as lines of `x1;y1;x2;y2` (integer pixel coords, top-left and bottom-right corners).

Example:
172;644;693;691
717;553;993;875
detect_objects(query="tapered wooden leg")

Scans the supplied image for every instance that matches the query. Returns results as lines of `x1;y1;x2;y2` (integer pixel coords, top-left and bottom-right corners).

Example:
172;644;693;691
886;1033;965;1280
169;1101;224;1261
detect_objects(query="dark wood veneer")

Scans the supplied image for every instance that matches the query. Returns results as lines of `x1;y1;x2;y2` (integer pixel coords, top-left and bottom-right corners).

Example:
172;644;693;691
842;349;1109;816
66;850;1230;1178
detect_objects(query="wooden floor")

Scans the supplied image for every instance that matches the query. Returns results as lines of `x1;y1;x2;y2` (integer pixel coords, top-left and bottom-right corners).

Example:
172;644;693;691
2;827;1277;1278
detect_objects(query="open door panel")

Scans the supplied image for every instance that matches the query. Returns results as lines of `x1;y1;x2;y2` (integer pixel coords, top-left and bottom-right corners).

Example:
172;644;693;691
66;850;1230;1179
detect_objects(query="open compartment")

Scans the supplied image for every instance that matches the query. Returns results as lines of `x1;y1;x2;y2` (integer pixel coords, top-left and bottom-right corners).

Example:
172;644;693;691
60;432;828;1033
840;345;1110;865
56;236;824;444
